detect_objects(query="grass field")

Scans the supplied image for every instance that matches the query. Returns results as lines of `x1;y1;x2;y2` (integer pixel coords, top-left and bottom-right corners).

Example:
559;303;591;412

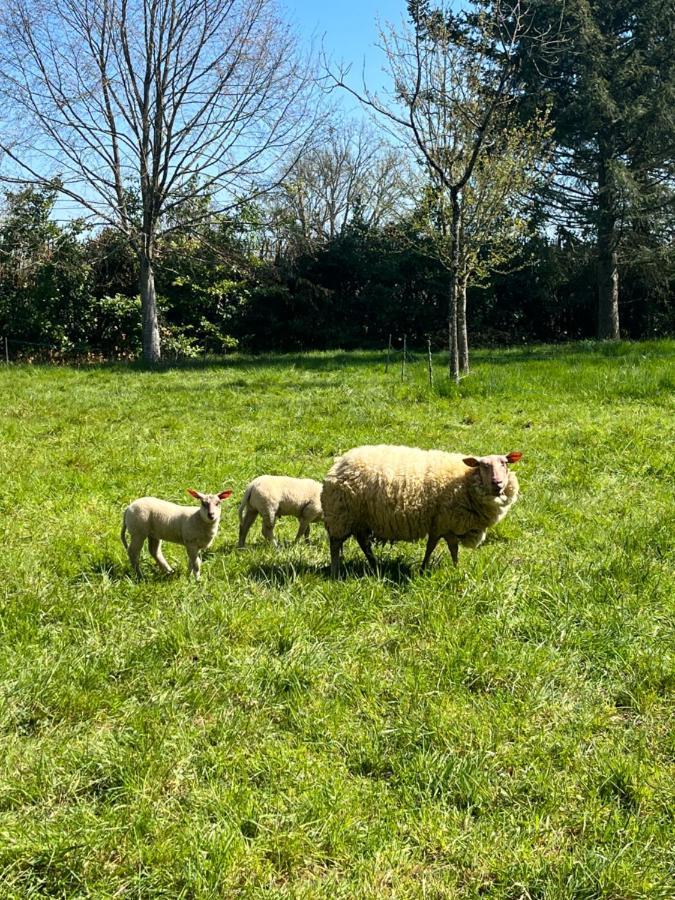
0;341;673;898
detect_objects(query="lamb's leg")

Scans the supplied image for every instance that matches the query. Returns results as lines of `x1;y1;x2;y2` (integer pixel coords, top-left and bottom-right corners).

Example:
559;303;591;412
420;534;441;571
186;544;202;580
329;536;346;578
261;509;277;546
238;507;258;548
444;537;459;566
148;537;173;574
355;531;377;569
126;534;145;578
294;515;311;543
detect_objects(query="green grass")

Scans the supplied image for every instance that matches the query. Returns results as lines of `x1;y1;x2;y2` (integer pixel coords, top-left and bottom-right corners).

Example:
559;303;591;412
0;340;673;898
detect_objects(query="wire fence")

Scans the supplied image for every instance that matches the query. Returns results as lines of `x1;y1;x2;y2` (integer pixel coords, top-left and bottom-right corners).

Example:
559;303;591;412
0;335;201;365
384;333;444;388
2;333;449;380
1;335;135;364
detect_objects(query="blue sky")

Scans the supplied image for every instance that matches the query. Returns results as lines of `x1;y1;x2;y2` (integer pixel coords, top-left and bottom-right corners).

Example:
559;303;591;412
286;0;407;104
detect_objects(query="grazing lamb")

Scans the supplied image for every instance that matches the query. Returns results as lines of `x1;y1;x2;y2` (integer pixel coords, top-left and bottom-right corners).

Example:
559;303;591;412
321;444;522;577
238;475;323;547
121;489;232;579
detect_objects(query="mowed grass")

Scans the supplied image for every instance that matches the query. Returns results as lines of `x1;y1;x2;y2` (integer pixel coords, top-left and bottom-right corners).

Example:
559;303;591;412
0;341;673;898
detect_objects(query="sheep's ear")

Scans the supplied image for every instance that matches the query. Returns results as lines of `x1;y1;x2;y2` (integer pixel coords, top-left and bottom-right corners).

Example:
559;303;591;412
218;490;233;500
463;457;481;468
187;488;203;500
506;451;523;464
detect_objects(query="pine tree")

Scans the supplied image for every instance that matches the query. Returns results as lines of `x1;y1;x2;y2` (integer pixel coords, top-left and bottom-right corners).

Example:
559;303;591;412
515;0;675;338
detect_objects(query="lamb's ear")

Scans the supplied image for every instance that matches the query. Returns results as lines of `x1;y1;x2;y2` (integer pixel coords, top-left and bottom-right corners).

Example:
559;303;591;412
506;451;523;464
463;457;481;468
218;490;233;500
187;488;204;500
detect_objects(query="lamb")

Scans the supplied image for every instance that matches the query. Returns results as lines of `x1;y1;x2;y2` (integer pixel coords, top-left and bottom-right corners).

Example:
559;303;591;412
121;488;232;579
321;444;522;577
238;475;324;548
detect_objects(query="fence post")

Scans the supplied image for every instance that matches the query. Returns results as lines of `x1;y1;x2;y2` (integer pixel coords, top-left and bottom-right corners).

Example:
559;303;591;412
427;338;433;390
4;337;8;364
401;334;407;381
385;333;392;373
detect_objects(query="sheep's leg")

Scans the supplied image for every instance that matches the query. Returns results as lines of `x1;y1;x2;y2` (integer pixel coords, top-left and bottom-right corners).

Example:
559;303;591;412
444;537;459;566
420;534;441;571
186;544;202;580
261;509;278;546
294;516;311;543
148;537;173;574
126;534;145;578
355;531;377;570
238;507;258;548
329;536;346;578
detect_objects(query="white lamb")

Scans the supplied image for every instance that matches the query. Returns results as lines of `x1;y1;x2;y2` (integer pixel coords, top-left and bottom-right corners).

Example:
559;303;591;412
321;444;523;577
121;488;232;579
238;475;324;547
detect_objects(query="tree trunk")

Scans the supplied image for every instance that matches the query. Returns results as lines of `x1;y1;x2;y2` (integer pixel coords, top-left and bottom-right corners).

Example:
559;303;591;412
597;147;620;340
447;189;461;382
139;250;161;364
458;273;469;374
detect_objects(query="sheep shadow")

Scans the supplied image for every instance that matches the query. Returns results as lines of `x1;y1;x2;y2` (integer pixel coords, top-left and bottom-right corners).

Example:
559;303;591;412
77;554;133;583
246;554;416;586
338;556;416;584
78;553;188;583
246;559;326;586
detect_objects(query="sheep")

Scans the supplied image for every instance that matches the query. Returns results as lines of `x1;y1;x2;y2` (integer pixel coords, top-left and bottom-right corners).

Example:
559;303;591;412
121;488;232;579
237;475;324;548
321;444;523;577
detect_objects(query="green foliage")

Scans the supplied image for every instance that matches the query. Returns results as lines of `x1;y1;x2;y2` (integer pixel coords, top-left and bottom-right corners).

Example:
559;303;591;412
515;0;675;270
0;186;93;350
0;344;673;895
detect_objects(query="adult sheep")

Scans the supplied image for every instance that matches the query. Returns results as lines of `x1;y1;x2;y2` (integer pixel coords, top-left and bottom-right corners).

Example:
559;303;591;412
321;444;522;577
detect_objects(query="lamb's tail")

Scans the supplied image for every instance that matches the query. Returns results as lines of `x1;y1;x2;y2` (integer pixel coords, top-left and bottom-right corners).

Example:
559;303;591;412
238;485;253;522
120;511;128;550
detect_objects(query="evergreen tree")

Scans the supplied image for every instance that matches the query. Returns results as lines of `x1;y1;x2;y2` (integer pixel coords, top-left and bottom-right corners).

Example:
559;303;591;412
516;0;675;338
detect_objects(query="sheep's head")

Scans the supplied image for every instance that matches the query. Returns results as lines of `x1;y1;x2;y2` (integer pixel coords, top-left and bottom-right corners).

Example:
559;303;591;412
463;452;522;497
187;489;233;523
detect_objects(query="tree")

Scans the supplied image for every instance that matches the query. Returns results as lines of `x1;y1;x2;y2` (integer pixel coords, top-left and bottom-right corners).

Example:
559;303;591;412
412;112;550;369
327;0;557;379
0;0;317;362
515;0;675;339
0;184;92;349
264;120;410;260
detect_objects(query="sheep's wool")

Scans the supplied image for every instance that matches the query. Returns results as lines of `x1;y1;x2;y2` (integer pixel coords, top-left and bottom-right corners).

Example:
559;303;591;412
322;444;519;545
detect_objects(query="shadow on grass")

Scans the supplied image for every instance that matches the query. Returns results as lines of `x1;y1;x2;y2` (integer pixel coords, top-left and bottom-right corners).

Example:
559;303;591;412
246;554;416;586
56;349;391;375
79;555;132;582
78;554;182;583
472;339;668;366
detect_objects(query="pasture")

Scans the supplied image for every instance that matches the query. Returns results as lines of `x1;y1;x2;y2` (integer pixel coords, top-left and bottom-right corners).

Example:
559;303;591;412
0;341;673;898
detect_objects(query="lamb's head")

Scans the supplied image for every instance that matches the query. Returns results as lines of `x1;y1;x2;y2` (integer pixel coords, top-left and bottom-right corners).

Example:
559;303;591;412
187;489;233;523
462;452;522;497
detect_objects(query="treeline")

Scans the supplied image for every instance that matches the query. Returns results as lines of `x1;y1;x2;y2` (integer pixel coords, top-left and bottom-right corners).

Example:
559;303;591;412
1;182;671;358
0;0;673;361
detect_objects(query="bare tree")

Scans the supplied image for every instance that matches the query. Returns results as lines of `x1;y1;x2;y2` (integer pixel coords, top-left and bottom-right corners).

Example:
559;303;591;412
415;112;550;370
263;120;411;260
327;0;559;379
0;0;318;362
